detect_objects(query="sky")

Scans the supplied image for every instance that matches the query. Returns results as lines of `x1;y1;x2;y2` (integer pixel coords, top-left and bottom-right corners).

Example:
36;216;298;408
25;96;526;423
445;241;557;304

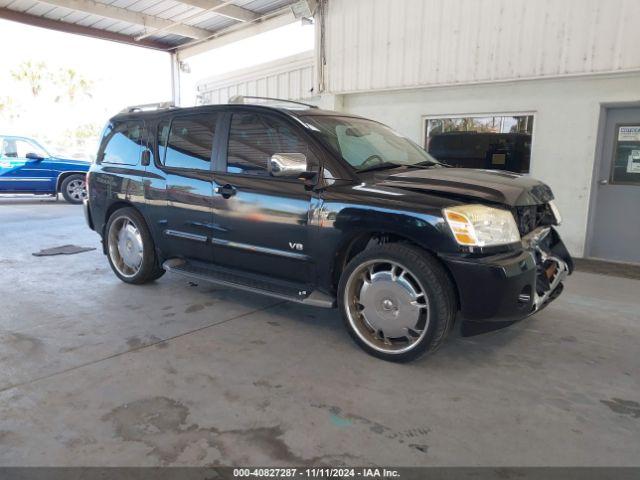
0;17;313;157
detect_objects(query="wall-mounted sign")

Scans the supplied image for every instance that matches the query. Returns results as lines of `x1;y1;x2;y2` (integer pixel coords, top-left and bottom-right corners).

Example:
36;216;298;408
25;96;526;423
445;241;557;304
628;150;640;174
612;125;640;184
618;126;640;142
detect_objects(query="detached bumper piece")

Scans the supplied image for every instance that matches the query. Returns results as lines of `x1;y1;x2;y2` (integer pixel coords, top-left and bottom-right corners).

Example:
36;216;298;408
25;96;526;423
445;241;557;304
441;226;572;323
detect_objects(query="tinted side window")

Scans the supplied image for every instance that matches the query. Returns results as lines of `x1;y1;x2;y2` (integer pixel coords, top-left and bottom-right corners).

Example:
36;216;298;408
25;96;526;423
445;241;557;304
227;113;312;176
164;114;218;170
102;122;145;165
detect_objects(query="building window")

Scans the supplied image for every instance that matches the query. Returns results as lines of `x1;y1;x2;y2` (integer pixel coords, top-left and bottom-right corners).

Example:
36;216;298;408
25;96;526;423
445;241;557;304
610;124;640;185
424;114;534;173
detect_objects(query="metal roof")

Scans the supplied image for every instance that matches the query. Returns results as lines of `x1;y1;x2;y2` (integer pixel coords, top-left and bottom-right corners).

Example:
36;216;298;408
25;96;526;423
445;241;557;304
0;0;299;51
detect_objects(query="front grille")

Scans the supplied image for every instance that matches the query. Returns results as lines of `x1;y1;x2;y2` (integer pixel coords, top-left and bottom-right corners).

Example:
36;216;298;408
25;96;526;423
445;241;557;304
513;203;556;236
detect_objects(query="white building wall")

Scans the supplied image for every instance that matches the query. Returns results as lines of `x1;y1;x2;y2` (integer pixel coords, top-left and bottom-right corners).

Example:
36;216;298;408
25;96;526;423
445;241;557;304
341;72;640;257
324;0;640;93
196;51;316;104
190;0;640;257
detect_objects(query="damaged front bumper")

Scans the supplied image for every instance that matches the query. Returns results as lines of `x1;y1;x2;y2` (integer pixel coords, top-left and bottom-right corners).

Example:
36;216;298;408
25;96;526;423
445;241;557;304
440;226;573;323
522;226;573;312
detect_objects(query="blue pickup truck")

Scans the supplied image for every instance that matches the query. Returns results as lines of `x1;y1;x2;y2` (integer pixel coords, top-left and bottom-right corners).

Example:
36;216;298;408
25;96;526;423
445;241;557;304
0;135;90;204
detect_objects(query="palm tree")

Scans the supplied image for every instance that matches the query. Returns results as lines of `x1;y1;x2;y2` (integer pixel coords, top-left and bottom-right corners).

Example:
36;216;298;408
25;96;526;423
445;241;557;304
11;61;48;97
0;96;19;121
54;68;93;103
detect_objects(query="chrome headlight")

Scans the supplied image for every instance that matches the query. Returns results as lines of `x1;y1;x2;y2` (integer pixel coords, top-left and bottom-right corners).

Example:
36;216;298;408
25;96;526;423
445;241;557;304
548;200;562;225
443;204;521;247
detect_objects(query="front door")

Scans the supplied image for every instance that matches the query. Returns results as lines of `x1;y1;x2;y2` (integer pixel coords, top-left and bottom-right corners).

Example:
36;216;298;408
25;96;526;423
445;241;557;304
211;111;318;285
154;112;220;263
589;107;640;264
0;137;54;192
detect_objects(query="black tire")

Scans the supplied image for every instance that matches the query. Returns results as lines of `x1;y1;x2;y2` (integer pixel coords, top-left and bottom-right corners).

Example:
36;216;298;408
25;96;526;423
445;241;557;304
105;207;165;284
338;243;456;363
60;174;87;204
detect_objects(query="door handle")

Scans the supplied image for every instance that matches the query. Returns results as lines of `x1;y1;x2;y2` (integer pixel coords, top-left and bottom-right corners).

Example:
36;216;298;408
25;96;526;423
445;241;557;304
598;179;609;185
215;184;237;198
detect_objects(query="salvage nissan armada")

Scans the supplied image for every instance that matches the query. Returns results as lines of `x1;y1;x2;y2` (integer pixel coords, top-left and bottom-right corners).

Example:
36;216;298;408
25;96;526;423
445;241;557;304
84;97;572;362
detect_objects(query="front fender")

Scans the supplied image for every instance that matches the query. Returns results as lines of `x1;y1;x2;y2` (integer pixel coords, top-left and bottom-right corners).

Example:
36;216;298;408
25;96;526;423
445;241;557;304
311;198;459;294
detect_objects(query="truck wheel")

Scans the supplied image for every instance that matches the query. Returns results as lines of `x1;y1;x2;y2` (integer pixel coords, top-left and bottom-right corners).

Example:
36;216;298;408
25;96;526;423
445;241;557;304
60;174;87;204
105;207;165;284
338;243;456;362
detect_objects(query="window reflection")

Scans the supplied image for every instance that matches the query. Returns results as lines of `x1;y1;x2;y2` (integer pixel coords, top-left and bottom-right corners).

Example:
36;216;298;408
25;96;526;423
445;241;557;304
102;122;145;166
164;114;218;170
227;113;313;176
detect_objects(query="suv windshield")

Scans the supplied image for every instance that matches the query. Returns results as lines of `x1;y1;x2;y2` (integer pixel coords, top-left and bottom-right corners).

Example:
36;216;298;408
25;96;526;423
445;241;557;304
304;115;440;171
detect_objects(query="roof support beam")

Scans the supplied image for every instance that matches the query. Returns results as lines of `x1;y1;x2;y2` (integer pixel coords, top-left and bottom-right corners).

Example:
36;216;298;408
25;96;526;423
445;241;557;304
136;0;240;41
0;7;169;49
176;0;258;22
36;0;212;39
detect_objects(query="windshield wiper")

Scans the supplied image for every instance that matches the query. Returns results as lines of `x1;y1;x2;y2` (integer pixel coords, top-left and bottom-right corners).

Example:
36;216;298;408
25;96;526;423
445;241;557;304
411;160;441;167
356;162;403;173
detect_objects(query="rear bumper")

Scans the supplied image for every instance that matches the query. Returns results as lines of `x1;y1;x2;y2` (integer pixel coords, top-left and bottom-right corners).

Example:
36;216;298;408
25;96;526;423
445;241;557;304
83;198;94;231
441;227;572;323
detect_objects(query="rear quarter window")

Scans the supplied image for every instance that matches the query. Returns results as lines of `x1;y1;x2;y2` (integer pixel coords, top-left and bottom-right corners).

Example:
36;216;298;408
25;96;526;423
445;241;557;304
100;121;146;166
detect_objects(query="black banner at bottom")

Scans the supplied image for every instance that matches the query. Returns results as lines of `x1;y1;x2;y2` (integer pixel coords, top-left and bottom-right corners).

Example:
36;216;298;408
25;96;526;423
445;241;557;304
0;467;638;480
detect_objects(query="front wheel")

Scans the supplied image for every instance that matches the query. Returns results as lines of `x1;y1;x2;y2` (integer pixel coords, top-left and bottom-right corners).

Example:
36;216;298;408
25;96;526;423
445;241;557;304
60;174;87;204
105;207;165;284
338;243;456;362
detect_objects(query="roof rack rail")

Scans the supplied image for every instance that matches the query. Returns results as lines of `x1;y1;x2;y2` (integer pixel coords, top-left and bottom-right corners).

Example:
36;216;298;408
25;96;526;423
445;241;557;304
228;95;318;110
120;101;176;114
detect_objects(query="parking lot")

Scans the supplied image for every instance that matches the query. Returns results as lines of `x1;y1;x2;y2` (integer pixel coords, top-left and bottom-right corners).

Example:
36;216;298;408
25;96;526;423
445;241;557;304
0;198;638;466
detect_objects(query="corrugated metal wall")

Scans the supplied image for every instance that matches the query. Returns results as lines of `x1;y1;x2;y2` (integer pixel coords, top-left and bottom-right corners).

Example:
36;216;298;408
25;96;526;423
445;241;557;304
325;0;640;93
196;51;315;104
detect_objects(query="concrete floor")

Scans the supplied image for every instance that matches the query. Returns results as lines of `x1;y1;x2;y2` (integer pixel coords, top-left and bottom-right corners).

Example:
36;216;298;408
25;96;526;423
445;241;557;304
0;197;638;466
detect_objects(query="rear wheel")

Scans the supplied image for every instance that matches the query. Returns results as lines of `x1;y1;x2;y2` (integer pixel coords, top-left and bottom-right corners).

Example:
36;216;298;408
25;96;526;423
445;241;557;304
338;243;456;362
60;174;86;204
105;207;164;284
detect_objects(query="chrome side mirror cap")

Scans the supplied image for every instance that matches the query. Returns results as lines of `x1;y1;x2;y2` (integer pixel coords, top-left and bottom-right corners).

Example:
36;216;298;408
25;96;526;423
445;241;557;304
269;153;308;178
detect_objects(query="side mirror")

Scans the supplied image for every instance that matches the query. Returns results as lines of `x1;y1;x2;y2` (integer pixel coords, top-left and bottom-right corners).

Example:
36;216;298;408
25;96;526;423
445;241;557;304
26;152;44;161
269;153;308;178
141;149;151;166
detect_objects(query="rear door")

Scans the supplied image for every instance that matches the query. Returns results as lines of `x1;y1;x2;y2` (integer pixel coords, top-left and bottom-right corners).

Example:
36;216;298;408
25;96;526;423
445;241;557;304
210;110;318;284
153;112;220;263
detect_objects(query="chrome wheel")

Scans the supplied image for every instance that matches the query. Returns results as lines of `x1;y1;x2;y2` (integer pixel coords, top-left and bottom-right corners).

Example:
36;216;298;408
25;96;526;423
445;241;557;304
108;216;144;278
66;179;86;202
344;259;429;354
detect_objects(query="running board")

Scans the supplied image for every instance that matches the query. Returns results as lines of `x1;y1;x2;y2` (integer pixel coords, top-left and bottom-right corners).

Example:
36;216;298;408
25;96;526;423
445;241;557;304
162;258;335;308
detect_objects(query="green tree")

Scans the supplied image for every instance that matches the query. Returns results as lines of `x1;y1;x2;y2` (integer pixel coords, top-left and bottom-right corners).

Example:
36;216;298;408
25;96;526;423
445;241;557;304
54;68;93;103
0;96;19;122
11;61;48;97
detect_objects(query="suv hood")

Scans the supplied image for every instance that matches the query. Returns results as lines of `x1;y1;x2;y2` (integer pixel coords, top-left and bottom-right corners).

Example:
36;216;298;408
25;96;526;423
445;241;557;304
376;168;554;207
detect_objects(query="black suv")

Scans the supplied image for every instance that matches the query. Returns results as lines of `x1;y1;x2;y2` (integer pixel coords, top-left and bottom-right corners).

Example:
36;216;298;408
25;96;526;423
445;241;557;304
85;98;572;362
